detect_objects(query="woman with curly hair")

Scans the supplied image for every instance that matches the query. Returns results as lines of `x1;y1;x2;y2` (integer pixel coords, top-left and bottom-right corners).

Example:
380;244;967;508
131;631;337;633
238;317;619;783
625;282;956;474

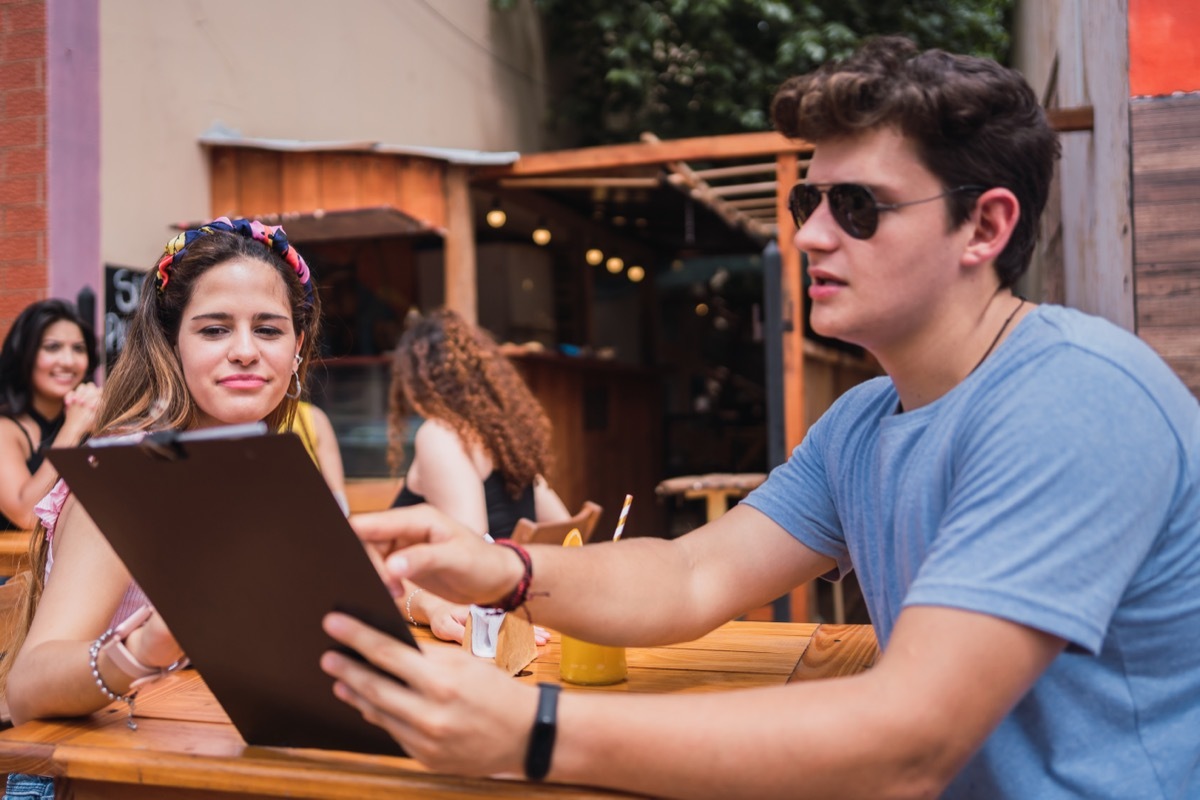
387;308;568;640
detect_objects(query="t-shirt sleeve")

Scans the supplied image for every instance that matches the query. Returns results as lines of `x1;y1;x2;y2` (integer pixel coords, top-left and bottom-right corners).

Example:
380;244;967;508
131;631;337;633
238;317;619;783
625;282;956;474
905;347;1183;654
743;393;862;578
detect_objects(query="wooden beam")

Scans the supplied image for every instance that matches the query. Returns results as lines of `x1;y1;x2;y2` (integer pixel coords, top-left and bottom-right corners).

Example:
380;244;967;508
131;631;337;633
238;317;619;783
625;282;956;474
497;177;662;189
777;153;806;453
691;162;779;180
477;131;814;180
443;165;477;324
1047;105;1094;133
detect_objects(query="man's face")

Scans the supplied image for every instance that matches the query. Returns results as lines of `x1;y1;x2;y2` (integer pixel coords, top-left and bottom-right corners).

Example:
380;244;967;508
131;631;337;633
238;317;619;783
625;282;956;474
794;127;975;354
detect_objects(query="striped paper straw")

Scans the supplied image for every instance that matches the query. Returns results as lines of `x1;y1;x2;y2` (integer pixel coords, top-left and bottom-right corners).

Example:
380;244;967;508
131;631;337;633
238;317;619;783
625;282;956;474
612;493;633;541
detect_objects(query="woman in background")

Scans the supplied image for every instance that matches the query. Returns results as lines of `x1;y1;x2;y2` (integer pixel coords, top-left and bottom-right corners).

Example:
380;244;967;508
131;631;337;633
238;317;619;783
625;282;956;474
0;300;101;531
388;308;568;640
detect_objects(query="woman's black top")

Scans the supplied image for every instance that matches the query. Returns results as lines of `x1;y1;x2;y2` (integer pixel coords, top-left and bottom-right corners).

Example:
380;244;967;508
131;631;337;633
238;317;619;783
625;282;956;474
0;408;64;530
391;471;535;539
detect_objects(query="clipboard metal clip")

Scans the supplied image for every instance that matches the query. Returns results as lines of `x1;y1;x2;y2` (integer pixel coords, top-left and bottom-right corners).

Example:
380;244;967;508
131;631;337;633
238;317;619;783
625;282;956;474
139;430;189;462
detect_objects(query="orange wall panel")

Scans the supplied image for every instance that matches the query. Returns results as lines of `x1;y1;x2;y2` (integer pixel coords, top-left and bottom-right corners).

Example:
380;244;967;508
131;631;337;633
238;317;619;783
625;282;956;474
1130;0;1200;96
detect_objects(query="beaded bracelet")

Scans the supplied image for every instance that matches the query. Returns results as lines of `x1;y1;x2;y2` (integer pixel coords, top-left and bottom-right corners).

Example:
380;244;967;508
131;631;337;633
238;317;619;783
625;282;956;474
88;606;187;731
88;628;141;730
405;587;425;626
486;539;534;612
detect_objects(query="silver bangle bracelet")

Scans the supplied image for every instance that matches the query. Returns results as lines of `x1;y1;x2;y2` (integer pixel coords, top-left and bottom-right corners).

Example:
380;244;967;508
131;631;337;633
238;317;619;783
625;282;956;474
405;587;425;627
88;628;140;730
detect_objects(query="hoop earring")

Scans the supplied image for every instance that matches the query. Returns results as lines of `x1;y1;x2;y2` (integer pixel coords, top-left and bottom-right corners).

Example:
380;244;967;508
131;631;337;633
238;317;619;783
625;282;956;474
285;357;302;400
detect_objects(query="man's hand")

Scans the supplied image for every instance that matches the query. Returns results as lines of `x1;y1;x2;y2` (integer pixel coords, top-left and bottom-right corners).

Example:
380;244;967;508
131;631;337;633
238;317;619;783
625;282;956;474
350;504;526;607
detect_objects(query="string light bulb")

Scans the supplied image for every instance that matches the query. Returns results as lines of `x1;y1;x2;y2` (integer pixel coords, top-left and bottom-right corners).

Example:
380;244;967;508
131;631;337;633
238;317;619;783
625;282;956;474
605;256;624;274
532;219;552;246
627;265;645;283
485;199;506;228
585;247;604;266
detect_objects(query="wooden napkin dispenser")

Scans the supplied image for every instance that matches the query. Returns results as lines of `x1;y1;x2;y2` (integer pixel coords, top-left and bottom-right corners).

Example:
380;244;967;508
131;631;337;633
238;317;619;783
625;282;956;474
463;606;537;675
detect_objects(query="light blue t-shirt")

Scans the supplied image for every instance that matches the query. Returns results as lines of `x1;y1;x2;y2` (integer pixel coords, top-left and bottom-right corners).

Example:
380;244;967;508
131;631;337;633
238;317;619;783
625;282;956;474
745;305;1200;799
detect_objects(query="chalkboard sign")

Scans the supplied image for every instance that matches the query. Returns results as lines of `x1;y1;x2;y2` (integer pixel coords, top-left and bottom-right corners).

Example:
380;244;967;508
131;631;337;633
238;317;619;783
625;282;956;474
104;265;143;368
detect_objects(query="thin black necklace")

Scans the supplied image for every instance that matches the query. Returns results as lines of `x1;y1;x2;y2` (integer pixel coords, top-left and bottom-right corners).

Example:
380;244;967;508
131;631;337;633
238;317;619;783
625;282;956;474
971;297;1026;375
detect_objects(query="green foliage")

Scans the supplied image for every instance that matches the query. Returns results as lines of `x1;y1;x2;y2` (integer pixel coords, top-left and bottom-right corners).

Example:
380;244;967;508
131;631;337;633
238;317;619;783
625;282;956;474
493;0;1013;145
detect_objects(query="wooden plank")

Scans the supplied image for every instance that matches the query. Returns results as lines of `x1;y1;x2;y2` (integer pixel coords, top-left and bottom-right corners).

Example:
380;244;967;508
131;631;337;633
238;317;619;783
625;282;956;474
788;623;878;682
1134;230;1200;265
237;150;284;219
1130;138;1200;173
1046;105;1094;133
477;131;814;180
442;165;476;324
318;153;362;212
1134;266;1200;329
396;157;447;230
209;148;241;219
1137;327;1200;359
280;152;321;214
776;153;805;453
1131;95;1200;140
360;155;399;209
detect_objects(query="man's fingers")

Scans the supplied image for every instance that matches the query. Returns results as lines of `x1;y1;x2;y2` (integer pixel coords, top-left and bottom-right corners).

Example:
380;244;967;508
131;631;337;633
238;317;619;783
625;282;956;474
322;612;427;692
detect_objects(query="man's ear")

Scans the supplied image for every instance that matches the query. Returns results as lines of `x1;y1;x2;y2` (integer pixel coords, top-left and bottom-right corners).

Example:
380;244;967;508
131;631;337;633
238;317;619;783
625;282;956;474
961;188;1020;269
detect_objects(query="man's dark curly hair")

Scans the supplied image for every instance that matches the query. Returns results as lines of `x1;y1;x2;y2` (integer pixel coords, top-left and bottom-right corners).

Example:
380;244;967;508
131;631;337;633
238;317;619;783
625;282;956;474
771;35;1060;288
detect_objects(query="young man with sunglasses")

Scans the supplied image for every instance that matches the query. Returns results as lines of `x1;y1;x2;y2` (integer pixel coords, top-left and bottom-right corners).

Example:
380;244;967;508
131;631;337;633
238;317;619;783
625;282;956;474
322;37;1200;799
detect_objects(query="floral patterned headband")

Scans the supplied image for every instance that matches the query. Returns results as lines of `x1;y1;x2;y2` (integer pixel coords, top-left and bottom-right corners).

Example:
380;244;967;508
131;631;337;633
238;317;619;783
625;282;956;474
155;217;313;304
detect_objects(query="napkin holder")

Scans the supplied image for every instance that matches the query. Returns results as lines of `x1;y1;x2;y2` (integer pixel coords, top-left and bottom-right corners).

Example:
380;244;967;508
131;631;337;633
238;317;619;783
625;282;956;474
463;605;537;675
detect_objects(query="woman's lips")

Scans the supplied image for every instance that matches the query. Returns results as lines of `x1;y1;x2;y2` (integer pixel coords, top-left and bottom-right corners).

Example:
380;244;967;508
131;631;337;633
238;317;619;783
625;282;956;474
219;375;267;389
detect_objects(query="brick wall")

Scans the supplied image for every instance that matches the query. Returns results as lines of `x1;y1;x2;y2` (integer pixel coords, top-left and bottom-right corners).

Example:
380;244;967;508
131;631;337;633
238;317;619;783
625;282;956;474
0;0;46;340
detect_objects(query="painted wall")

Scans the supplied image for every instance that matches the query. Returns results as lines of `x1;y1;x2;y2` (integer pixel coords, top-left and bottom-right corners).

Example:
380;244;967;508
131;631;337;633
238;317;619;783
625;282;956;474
1129;0;1200;96
100;0;548;271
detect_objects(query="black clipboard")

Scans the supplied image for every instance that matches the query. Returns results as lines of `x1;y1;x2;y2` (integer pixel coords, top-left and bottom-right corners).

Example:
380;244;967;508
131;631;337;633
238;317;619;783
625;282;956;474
47;423;416;756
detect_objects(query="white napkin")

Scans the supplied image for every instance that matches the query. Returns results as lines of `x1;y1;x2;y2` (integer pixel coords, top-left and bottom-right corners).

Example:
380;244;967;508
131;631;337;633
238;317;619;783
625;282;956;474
468;605;507;658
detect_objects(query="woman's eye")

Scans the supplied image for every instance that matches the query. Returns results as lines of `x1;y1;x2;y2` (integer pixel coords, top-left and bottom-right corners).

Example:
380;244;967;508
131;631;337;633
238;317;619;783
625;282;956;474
255;326;284;337
200;326;228;337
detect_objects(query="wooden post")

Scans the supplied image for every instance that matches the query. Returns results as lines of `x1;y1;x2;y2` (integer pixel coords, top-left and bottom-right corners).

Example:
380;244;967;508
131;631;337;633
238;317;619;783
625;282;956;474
443;165;477;324
776;154;806;452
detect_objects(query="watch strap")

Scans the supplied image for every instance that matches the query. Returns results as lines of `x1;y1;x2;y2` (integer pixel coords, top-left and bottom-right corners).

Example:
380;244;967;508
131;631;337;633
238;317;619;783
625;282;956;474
525;682;562;781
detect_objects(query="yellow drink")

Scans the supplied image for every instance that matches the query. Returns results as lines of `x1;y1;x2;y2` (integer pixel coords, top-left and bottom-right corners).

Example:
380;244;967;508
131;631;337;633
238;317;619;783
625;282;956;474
557;525;628;684
559;635;628;685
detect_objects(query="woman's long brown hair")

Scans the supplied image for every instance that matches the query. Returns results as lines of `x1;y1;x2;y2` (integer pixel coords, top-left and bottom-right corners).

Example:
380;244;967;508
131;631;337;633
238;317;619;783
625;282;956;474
388;309;552;498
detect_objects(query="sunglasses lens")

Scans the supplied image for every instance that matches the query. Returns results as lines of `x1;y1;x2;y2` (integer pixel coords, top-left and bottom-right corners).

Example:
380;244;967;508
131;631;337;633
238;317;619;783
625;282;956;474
788;185;822;228
829;185;878;239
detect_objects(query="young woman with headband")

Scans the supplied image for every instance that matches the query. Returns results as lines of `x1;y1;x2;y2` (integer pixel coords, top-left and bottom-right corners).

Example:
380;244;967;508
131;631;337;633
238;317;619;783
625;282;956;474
1;218;321;799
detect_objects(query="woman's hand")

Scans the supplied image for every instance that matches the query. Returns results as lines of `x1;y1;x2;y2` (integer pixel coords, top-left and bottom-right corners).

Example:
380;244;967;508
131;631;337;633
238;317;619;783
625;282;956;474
61;381;101;444
418;592;469;644
321;612;537;777
123;609;186;670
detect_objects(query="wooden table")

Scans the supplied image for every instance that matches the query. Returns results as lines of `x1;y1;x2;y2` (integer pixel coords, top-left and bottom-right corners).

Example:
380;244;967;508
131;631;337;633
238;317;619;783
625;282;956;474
654;473;768;524
0;622;876;799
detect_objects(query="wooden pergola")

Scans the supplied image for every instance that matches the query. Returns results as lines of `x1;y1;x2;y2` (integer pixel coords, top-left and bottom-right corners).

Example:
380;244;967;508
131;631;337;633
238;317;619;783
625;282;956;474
202;106;1093;454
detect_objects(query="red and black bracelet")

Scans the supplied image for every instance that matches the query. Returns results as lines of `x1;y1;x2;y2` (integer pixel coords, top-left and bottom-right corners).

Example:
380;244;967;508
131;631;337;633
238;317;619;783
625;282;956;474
487;539;534;612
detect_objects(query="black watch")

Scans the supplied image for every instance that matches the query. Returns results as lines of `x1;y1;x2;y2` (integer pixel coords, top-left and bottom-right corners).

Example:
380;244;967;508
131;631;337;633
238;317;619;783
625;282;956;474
525;682;562;781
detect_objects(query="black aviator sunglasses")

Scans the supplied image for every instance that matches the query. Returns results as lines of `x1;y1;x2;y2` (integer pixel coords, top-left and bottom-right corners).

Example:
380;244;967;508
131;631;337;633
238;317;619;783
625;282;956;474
787;183;987;240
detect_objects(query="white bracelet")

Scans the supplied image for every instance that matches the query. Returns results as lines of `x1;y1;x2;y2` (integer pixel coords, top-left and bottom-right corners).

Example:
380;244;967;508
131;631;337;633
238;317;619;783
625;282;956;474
405;588;425;627
89;628;141;730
